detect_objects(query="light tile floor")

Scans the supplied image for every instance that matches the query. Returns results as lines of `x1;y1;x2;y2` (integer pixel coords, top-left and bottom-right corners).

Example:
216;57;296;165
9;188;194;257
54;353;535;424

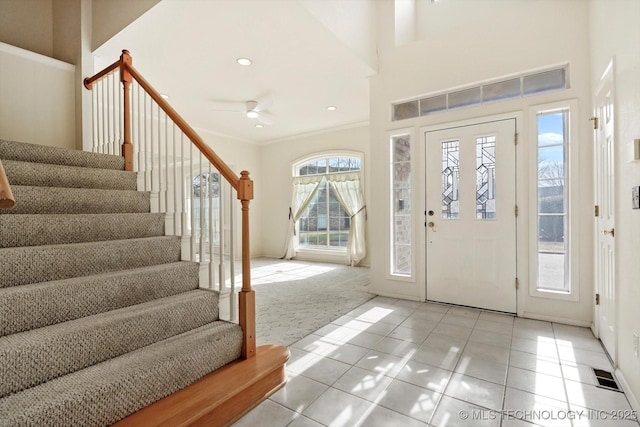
233;296;639;427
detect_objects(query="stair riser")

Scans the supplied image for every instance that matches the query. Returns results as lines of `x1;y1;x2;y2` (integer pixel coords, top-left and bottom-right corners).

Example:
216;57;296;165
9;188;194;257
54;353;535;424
0;323;242;427
0;262;200;336
0;290;221;397
0;139;125;170
0;213;165;248
1;186;150;215
2;159;137;190
0;236;182;288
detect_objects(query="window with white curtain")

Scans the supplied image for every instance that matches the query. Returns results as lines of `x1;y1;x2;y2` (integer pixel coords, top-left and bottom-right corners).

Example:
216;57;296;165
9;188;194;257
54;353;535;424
296;156;361;249
283;154;366;265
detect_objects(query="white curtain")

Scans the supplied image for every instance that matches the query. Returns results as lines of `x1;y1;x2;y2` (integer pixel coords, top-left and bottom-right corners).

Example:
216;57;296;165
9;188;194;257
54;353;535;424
282;175;325;259
327;171;366;266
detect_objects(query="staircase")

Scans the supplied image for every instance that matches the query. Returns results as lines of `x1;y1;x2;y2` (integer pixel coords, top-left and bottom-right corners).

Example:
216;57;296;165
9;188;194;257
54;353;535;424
0;139;246;425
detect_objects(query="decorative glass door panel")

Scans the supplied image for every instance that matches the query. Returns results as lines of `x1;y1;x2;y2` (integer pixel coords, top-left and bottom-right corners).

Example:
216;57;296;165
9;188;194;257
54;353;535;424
442;140;460;219
425;120;517;313
476;136;497;219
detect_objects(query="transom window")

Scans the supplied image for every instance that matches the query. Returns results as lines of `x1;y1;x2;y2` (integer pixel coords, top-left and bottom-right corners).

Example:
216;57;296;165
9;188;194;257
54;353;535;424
296;156;361;249
392;66;568;121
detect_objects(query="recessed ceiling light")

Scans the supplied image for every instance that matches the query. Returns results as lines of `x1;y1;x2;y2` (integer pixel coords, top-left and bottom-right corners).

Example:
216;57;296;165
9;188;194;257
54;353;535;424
160;93;170;100
255;124;264;128
237;58;252;66
327;106;337;111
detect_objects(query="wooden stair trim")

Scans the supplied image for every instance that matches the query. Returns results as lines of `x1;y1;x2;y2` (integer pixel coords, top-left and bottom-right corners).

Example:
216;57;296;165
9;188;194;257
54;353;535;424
112;345;290;427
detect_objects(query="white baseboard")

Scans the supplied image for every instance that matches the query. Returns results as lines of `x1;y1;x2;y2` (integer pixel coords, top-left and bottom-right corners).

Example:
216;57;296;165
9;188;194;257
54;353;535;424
521;311;591;327
615;368;640;414
367;288;423;302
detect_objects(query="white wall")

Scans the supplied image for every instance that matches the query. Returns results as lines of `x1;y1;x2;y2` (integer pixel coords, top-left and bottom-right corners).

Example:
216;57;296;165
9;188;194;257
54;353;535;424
301;0;377;72
589;0;640;410
0;0;99;149
0;43;76;149
258;125;370;263
369;0;595;325
91;0;160;50
0;0;53;57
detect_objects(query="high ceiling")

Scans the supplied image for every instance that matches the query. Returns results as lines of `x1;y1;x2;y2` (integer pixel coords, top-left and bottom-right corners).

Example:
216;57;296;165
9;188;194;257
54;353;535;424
93;0;376;143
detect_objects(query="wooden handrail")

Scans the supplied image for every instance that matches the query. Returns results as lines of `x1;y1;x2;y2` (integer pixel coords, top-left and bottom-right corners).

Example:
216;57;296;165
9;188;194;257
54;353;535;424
125;64;240;190
83;50;255;359
83;59;120;90
0;160;15;209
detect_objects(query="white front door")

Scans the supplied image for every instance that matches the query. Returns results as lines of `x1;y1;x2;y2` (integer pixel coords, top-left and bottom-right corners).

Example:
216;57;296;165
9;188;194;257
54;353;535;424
594;63;616;361
425;119;517;313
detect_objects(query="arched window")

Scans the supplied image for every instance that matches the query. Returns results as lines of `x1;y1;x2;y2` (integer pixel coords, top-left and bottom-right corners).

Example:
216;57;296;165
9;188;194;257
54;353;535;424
284;152;366;265
191;172;220;246
294;155;362;249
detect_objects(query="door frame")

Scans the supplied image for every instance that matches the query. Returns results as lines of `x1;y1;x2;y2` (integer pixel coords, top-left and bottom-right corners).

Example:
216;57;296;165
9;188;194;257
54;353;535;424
592;59;616;363
419;112;525;315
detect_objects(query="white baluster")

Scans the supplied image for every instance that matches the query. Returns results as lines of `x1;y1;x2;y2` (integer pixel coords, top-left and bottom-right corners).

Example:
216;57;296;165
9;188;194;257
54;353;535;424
108;73;113;155
218;176;225;294
209;162;215;290
92;83;98;153
118;74;123;152
149;102;158;212
229;181;236;321
180;133;190;260
190;141;195;262
101;79;107;154
164;113;169;214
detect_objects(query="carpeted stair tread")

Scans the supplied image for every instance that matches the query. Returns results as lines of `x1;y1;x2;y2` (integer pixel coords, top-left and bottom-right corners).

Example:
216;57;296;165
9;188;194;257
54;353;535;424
0;321;243;427
0;262;200;337
1;186;150;214
0;289;220;397
0;139;246;425
0;236;182;288
0;213;165;248
0;139;125;170
2;159;137;190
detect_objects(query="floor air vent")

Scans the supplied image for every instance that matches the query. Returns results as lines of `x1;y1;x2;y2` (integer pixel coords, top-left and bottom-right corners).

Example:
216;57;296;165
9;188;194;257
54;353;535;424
592;368;622;392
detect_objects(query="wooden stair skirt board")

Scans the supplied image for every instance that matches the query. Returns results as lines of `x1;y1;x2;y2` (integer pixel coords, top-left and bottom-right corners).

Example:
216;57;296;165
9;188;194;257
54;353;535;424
113;345;290;427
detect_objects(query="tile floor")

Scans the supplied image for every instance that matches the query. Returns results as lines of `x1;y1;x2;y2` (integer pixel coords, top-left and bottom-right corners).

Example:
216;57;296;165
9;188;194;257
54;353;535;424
232;296;639;427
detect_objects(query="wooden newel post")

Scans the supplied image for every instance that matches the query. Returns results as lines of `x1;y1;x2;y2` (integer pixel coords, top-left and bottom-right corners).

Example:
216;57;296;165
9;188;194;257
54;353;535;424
120;50;133;172
238;171;256;359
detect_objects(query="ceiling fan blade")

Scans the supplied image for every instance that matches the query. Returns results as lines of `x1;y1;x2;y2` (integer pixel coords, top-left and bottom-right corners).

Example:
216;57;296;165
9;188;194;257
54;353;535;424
254;97;273;113
256;112;273;125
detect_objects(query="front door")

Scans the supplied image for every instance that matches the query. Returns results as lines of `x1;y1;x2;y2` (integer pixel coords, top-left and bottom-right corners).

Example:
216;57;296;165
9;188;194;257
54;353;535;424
594;63;616;361
425;119;517;313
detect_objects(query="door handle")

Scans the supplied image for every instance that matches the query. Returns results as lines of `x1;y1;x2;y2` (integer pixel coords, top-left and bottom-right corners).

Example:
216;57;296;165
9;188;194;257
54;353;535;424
428;221;436;232
603;228;615;237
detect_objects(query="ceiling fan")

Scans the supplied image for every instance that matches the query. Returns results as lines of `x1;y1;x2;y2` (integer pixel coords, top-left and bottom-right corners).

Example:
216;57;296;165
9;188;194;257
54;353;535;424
210;99;274;125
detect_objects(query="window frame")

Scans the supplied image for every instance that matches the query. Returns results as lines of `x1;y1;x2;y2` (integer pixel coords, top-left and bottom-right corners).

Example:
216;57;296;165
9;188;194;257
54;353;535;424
528;100;580;302
291;151;364;255
388;129;416;281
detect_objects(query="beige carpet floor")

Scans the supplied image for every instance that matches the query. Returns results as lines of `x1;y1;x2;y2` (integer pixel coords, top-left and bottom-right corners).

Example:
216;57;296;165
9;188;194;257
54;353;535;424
247;258;374;347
